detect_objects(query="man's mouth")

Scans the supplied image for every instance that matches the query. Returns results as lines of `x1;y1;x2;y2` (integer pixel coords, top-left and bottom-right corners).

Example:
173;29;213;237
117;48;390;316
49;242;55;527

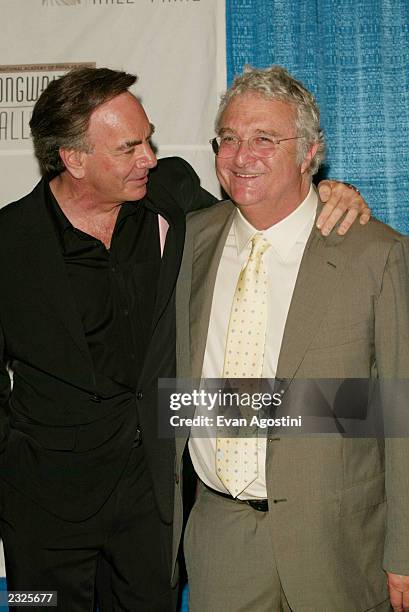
128;174;149;183
233;172;263;179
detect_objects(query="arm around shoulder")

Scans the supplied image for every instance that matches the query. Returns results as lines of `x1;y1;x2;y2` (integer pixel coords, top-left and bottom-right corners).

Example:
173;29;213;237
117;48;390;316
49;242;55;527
151;157;218;215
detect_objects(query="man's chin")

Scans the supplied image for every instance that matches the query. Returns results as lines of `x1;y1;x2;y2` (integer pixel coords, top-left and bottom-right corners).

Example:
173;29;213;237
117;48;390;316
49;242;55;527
123;185;147;202
229;191;259;209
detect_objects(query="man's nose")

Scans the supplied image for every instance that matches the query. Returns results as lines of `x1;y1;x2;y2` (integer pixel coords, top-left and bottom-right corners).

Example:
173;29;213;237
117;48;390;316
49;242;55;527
233;139;256;165
137;142;157;168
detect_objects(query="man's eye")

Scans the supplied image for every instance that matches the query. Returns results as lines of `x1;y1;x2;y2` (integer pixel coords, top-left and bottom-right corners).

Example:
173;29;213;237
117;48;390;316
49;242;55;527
254;136;275;145
221;135;237;145
124;149;135;155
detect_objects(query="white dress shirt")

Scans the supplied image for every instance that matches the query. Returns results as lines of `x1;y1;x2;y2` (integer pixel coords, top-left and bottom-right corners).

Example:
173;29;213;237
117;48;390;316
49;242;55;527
189;186;318;499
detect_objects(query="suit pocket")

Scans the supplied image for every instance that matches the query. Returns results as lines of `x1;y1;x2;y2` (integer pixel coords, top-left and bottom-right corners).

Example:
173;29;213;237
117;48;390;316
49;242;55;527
339;473;385;515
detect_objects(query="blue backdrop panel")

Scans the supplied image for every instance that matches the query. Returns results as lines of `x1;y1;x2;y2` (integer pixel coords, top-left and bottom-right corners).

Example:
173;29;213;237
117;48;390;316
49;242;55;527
0;578;7;612
226;0;409;233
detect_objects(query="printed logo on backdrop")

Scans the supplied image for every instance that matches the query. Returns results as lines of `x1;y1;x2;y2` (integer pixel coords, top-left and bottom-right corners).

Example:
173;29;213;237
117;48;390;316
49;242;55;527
42;0;81;5
0;62;95;150
41;0;200;6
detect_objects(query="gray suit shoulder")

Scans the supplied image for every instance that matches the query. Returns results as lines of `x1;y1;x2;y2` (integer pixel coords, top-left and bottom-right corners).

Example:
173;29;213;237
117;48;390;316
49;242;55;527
186;198;234;227
346;217;407;242
329;215;408;260
360;216;405;243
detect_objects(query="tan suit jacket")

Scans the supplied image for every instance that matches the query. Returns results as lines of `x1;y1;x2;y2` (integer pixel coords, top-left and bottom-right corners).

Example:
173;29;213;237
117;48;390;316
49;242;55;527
173;197;409;610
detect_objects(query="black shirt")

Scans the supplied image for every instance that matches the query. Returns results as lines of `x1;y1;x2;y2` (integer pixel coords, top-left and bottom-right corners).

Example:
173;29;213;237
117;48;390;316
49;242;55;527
46;184;161;391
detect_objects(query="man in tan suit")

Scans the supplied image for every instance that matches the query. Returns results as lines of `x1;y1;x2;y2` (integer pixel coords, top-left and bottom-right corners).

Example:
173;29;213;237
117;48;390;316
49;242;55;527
173;66;409;611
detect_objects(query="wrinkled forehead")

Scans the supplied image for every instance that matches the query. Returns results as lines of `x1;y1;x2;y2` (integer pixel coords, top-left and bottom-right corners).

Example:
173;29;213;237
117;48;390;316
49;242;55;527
217;93;297;134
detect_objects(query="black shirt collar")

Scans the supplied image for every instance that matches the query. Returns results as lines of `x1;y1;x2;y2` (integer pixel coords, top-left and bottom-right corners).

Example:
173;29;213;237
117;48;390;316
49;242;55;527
45;181;144;254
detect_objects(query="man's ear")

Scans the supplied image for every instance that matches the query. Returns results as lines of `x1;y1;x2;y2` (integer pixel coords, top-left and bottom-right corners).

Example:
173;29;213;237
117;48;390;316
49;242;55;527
301;142;318;174
59;147;87;179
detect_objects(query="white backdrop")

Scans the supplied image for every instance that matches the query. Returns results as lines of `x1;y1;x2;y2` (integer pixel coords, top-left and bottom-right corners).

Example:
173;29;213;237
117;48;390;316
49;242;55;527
0;0;226;206
0;0;226;582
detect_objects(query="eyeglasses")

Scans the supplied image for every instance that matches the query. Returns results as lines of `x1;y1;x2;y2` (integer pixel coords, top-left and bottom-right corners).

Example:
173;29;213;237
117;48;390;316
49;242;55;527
209;134;302;158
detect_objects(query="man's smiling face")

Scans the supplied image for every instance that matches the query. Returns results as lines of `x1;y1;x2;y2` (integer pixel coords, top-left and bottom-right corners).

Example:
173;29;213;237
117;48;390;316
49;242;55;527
215;92;314;227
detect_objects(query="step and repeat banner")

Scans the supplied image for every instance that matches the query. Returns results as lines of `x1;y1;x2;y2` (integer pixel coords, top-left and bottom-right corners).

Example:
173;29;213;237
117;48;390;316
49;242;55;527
0;0;226;589
0;0;226;207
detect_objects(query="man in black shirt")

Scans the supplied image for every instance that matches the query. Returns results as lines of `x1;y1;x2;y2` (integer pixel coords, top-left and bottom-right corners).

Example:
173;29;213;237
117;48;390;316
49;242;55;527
0;67;369;612
46;181;161;388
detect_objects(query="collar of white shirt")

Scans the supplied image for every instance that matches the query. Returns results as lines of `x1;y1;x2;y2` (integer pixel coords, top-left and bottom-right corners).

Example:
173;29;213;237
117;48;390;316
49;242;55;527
233;184;318;261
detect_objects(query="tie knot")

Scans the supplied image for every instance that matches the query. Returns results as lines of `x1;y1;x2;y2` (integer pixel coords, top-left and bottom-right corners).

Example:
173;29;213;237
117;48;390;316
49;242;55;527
250;233;270;259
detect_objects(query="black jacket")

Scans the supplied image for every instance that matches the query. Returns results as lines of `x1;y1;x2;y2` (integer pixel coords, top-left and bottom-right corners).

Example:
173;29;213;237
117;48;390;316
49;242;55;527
0;156;217;524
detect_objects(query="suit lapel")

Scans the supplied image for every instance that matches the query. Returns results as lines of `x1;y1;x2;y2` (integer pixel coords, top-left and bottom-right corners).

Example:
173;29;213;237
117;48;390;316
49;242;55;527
17;181;93;367
144;186;186;333
276;225;347;383
182;196;348;384
189;203;236;377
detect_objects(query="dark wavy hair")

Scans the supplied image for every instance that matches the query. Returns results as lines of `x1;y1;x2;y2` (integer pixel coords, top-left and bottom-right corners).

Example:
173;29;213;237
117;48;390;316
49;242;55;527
29;67;137;176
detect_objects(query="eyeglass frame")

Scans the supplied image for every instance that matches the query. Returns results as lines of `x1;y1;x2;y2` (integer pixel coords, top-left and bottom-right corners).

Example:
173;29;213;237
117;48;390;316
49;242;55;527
209;134;303;158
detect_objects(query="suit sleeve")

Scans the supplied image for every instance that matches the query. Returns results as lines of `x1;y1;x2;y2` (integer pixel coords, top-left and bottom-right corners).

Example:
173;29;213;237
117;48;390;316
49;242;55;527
151;157;218;214
375;237;409;575
177;157;219;213
0;323;10;453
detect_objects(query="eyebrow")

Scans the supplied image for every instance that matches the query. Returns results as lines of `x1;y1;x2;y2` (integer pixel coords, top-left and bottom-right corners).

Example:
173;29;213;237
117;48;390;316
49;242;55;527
219;127;279;136
117;123;155;151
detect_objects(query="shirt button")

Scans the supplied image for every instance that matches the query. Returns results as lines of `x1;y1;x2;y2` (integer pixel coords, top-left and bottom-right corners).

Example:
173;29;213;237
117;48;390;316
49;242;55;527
124;309;129;316
136;391;143;400
132;426;142;447
111;266;116;273
90;393;101;403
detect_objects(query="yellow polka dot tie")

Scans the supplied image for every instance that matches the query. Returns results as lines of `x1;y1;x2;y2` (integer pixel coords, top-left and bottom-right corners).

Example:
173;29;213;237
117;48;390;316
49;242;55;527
216;234;270;497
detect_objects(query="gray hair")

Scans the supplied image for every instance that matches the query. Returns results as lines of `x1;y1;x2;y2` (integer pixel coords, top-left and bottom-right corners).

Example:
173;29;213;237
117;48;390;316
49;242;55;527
216;65;325;175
